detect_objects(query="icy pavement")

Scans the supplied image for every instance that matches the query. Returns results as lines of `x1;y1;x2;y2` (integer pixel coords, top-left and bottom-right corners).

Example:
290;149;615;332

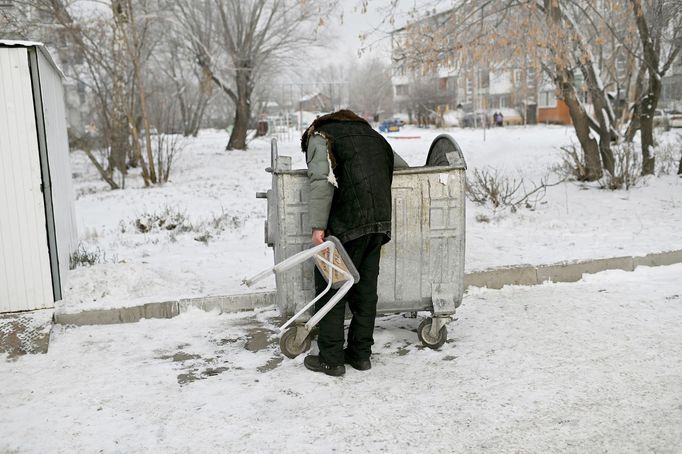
3;264;682;453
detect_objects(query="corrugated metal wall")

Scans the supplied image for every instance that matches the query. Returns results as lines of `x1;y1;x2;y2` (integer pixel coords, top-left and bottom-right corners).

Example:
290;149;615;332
0;47;55;312
37;50;78;287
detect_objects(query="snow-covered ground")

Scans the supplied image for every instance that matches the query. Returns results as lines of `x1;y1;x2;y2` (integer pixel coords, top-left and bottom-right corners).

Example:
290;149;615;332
2;264;681;453
61;125;682;312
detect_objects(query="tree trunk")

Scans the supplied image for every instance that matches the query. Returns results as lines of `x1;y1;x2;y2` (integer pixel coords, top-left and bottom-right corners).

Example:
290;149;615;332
558;70;603;180
639;75;661;176
189;97;209;137
580;63;615;175
81;149;119;190
544;0;601;180
227;72;251;150
123;0;157;183
593;101;615;175
127;110;151;186
624;63;646;142
110;0;129;188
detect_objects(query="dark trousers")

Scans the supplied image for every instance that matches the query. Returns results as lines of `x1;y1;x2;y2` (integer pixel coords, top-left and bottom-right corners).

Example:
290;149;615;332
314;233;385;367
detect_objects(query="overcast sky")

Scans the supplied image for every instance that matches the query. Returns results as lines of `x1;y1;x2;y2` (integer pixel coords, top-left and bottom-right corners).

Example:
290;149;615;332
313;1;418;66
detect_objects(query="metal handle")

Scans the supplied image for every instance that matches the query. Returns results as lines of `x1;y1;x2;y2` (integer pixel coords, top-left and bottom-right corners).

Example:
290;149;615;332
256;192;267;199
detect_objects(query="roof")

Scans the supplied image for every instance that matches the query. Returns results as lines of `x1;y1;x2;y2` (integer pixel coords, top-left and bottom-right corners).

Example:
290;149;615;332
0;39;64;79
299;92;330;102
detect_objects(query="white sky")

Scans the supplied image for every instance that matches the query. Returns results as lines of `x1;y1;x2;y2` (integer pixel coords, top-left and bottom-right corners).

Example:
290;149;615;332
313;1;418;66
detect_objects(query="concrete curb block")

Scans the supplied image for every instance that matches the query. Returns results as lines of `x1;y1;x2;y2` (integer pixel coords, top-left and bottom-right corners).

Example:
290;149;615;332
54;301;179;326
536;256;634;284
633;250;682;267
53;250;682;327
178;292;276;314
464;265;537;290
466;250;682;290
54;292;276;327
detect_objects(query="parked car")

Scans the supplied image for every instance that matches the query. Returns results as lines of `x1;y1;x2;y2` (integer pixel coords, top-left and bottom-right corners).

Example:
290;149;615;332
653;109;670;130
461;111;488;128
667;110;682;128
378;119;401;133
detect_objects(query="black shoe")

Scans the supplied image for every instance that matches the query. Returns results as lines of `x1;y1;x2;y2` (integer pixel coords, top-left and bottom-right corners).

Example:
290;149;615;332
344;352;371;371
304;355;345;377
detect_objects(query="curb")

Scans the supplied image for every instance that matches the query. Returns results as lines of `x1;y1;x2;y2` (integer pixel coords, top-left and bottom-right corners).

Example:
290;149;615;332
54;292;276;327
54;249;682;327
464;250;682;289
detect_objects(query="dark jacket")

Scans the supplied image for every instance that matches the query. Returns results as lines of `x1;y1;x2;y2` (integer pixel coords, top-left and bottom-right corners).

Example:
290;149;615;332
301;110;394;244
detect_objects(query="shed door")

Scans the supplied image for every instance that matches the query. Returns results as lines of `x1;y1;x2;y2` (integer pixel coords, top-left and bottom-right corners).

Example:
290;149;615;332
0;47;55;312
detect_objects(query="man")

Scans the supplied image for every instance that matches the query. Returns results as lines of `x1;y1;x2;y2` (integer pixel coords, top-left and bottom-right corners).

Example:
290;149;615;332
301;109;408;377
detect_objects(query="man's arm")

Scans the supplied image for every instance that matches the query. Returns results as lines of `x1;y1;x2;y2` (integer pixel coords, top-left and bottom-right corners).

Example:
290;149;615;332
306;134;335;245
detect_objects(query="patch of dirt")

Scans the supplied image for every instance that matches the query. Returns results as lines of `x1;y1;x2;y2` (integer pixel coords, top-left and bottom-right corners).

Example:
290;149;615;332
257;356;283;373
159;351;202;362
244;327;277;352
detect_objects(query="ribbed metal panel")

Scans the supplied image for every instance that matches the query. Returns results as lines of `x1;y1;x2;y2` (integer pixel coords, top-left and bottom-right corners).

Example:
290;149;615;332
36;50;78;290
0;47;54;312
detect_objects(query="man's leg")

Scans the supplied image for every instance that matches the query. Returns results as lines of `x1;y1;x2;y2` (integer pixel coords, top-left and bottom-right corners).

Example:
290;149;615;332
345;234;384;361
313;267;346;367
312;235;368;366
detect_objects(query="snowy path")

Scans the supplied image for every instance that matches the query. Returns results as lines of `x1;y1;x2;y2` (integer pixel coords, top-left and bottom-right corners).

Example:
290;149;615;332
3;264;681;453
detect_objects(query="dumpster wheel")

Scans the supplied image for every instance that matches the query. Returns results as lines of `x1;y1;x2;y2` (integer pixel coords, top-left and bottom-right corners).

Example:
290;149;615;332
417;318;447;349
280;325;312;359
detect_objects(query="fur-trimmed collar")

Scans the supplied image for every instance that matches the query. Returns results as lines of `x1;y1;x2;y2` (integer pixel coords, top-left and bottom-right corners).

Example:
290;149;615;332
300;109;369;153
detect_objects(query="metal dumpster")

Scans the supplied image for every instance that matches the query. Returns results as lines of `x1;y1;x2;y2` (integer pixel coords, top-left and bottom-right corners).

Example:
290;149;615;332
256;134;466;349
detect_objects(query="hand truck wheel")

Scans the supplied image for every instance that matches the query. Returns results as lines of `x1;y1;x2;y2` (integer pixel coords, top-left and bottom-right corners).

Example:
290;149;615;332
279;325;312;359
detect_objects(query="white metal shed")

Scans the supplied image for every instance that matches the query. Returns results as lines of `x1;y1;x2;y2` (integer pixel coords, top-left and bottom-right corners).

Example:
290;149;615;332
0;40;78;313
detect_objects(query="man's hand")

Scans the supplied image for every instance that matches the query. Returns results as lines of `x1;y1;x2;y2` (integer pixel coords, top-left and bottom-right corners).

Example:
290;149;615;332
312;229;325;246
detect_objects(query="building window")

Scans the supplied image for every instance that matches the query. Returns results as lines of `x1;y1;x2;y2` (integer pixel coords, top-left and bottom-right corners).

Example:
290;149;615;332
539;91;557;108
479;69;490;89
439;77;448;91
526;66;536;89
513;69;523;85
395;84;409;96
448;76;457;93
616;56;627;80
465;78;473;102
499;96;509;108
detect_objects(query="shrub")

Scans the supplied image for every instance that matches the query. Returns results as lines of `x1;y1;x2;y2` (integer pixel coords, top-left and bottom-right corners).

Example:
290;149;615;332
133;206;193;233
466;167;561;212
553;144;591;181
655;134;682;176
599;142;642;190
69;244;104;269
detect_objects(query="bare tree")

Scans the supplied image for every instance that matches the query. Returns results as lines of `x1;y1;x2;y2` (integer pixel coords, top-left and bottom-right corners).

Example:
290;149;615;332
627;0;682;174
171;0;335;150
348;58;394;117
111;0;132;185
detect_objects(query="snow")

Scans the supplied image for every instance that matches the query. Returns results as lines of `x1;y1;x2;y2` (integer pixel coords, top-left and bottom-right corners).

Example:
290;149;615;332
59;126;682;312
2;264;681;452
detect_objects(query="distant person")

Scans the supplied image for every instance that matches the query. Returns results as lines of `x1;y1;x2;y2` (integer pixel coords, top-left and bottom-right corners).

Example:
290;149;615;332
300;109;407;377
497;112;504;127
